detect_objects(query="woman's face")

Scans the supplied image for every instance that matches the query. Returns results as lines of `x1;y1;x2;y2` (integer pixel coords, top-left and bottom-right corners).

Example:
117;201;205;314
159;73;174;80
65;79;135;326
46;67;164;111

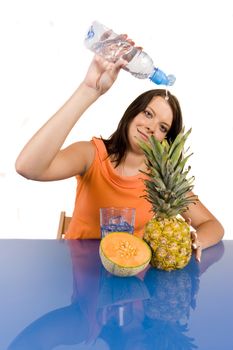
128;96;173;153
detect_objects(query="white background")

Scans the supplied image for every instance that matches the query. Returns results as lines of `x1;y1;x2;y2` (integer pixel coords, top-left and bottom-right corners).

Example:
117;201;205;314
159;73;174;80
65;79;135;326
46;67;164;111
0;0;232;239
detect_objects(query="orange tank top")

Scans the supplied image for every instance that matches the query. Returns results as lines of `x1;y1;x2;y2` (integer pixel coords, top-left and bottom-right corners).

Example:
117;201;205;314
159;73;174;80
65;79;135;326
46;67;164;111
65;137;153;239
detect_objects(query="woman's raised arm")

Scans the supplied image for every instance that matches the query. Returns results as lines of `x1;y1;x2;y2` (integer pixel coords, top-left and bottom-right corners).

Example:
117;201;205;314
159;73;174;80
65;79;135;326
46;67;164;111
15;55;127;181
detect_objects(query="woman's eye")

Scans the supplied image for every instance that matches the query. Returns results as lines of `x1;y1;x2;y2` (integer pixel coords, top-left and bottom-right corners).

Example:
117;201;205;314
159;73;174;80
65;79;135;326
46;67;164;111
160;125;168;133
144;110;152;118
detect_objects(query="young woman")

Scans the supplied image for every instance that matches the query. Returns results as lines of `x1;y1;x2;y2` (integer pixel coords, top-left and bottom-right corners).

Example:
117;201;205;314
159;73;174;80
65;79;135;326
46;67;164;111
15;55;224;261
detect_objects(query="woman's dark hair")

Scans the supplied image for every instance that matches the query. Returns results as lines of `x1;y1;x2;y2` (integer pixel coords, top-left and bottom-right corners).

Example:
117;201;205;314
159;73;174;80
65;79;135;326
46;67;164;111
102;89;183;166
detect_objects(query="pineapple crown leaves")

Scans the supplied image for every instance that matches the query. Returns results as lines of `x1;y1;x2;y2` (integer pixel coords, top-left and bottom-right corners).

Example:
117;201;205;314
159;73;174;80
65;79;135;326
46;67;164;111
138;128;198;218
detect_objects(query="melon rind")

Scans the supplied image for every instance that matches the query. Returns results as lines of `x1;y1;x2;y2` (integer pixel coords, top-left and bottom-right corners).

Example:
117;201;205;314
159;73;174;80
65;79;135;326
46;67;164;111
99;232;151;277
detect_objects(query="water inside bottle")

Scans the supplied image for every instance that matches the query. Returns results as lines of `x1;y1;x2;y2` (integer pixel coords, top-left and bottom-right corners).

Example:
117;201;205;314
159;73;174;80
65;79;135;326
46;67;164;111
92;36;135;63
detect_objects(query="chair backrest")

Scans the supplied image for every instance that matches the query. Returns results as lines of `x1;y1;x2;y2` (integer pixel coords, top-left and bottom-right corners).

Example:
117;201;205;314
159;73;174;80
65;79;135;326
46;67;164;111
57;211;72;239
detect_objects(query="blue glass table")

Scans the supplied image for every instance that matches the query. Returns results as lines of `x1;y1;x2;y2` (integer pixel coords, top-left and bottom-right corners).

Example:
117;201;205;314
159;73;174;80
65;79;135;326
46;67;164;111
0;239;232;350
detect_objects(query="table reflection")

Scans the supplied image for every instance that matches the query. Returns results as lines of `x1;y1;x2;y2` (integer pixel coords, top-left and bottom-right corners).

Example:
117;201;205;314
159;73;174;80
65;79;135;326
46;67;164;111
8;240;224;350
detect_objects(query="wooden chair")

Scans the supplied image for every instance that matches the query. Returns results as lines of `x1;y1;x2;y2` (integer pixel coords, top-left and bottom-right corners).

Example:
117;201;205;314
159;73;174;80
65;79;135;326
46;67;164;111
57;211;72;239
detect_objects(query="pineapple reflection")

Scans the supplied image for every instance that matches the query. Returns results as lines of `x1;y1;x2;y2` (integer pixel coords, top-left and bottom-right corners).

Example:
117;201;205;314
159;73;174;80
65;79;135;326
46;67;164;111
144;257;199;322
142;257;199;349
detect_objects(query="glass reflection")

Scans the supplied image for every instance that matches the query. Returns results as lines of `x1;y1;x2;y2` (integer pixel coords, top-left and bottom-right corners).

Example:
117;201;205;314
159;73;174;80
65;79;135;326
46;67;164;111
7;240;224;350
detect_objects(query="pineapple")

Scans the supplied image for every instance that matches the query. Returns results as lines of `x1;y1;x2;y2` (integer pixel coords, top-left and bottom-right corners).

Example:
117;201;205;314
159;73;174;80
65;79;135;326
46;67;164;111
139;128;198;271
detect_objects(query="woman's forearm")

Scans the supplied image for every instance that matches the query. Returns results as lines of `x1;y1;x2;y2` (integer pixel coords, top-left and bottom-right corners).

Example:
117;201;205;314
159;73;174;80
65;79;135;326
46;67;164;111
195;219;224;250
15;83;100;179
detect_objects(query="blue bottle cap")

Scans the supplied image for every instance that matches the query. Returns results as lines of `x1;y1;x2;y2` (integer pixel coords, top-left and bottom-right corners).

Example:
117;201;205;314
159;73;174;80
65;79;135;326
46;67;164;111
149;68;176;86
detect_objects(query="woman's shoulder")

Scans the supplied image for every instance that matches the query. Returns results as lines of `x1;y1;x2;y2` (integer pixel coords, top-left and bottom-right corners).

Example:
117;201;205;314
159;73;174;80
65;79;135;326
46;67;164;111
65;140;95;174
69;140;95;154
71;138;107;173
92;136;105;147
91;137;108;157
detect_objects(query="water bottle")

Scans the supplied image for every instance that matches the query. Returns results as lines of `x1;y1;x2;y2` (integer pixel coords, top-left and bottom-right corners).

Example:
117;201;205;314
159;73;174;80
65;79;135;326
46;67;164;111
84;21;175;86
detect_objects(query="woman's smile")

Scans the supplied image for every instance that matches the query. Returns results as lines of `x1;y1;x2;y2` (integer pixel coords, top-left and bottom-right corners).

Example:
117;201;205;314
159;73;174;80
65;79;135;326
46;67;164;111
137;128;149;141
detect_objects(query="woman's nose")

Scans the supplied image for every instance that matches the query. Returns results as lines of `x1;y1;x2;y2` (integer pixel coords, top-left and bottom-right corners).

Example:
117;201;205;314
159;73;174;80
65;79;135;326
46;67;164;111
146;120;157;134
146;123;163;141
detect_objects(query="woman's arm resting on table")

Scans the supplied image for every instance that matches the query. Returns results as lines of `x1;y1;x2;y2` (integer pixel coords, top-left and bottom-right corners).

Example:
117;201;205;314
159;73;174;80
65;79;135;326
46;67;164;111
182;192;224;262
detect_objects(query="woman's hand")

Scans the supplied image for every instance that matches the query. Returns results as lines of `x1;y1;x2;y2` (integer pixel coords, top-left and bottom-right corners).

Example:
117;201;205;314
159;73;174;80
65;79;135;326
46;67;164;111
186;217;202;262
83;54;128;95
191;230;202;262
83;33;140;95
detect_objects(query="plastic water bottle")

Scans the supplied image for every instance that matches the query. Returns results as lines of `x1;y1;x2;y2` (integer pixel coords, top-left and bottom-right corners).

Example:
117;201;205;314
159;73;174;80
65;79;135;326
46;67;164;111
84;21;176;86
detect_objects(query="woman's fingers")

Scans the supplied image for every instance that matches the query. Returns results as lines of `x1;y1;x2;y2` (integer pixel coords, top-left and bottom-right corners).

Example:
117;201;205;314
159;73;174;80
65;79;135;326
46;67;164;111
191;231;202;262
186;217;192;226
186;218;202;262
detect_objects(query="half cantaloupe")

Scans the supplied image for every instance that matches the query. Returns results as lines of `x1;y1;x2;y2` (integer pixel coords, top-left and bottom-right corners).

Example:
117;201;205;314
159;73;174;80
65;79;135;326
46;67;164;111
99;232;152;277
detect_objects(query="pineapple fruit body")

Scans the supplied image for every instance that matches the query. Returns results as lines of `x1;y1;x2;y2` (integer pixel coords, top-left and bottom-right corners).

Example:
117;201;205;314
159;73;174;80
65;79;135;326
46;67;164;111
144;217;192;271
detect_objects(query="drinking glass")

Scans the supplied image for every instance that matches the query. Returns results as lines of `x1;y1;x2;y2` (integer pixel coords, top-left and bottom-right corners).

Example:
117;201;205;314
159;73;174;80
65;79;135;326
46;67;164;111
100;207;136;238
